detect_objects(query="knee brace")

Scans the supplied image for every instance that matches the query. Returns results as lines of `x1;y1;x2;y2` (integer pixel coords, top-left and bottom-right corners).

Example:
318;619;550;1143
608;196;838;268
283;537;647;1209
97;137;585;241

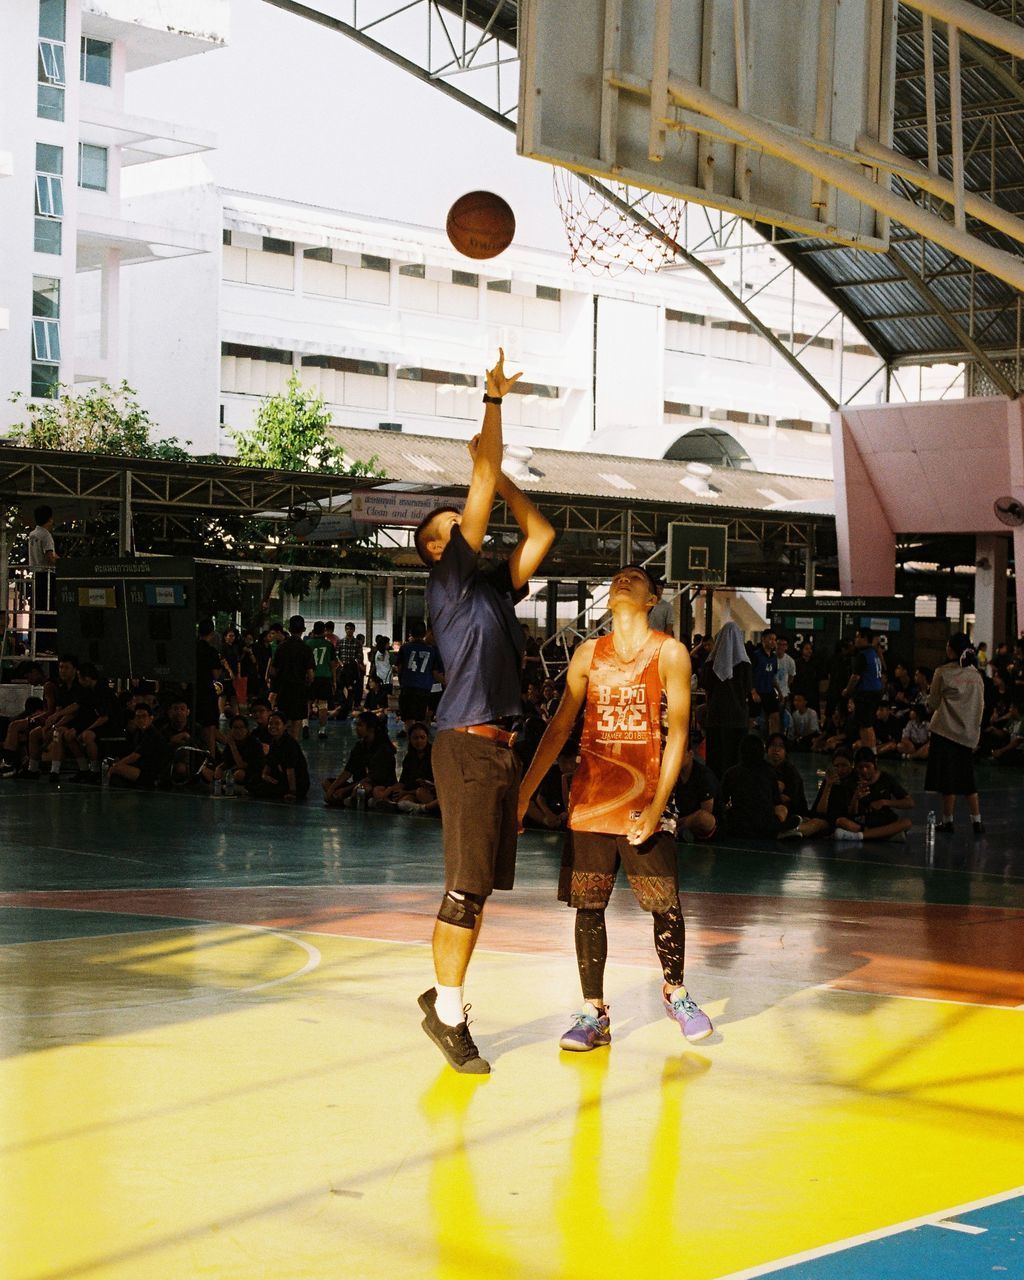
437;889;485;930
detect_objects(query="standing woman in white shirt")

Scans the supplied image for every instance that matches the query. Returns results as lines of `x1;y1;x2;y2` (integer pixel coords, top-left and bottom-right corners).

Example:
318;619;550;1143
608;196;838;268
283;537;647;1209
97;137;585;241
925;633;985;835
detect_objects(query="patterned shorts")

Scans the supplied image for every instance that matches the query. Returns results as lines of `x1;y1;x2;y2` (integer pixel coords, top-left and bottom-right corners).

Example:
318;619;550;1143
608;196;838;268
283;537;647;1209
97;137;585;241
558;830;680;913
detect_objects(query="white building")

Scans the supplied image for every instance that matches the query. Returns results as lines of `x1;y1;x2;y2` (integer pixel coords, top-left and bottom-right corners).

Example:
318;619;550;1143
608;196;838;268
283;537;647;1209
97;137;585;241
116;185;941;479
0;0;226;436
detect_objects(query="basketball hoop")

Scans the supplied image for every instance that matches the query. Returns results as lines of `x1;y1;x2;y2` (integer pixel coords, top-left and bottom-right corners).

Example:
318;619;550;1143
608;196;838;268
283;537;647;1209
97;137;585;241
552;169;685;276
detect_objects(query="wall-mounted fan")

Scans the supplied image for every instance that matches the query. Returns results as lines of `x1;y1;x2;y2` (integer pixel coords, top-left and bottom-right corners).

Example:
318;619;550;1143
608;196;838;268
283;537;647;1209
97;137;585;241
993;496;1024;528
288;503;323;540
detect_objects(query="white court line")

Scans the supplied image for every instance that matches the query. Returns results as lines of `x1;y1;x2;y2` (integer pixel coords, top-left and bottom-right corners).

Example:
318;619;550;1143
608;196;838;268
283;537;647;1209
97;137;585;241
0;921;321;1019
717;1183;1024;1279
933;1220;987;1235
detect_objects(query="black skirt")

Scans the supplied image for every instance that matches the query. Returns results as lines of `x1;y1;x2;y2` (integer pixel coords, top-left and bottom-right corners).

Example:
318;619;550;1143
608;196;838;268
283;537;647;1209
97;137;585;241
925;731;977;796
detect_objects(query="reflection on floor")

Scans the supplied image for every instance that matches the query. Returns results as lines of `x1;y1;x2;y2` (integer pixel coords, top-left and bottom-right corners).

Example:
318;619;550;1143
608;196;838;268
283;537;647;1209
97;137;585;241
1;739;1022;1279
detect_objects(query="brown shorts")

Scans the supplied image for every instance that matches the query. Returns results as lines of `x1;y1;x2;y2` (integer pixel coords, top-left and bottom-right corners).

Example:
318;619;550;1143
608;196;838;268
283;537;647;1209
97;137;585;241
432;729;521;898
559;829;680;913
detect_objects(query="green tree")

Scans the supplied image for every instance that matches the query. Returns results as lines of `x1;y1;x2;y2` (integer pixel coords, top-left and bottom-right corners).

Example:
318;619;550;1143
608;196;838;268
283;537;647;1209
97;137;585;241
7;380;194;460
230;373;377;475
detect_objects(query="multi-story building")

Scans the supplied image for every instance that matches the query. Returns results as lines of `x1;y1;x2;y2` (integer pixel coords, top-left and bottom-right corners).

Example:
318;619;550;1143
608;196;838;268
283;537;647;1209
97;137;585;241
0;0;226;436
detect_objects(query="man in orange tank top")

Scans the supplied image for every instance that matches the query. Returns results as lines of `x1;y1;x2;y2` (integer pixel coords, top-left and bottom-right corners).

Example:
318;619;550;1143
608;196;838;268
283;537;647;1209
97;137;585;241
518;565;713;1051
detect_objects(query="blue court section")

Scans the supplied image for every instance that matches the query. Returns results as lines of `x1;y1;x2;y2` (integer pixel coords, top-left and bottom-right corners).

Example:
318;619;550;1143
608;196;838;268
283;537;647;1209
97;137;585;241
761;1192;1024;1279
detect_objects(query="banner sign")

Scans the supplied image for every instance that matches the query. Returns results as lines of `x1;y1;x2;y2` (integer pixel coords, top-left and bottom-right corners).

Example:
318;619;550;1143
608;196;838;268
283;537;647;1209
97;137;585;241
351;490;464;526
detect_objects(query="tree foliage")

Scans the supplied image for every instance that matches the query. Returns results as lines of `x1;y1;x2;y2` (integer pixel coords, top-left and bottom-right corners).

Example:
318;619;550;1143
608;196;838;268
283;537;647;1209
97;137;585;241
7;380;196;460
230;373;378;476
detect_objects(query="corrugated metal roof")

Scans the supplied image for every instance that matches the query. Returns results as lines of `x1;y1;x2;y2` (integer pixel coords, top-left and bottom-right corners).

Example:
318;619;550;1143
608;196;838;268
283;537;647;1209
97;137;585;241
331;426;835;515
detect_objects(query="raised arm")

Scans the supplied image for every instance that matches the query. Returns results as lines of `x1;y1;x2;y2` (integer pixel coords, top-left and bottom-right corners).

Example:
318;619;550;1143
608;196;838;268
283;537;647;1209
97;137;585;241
517;641;593;826
498;472;555;590
459;349;522;552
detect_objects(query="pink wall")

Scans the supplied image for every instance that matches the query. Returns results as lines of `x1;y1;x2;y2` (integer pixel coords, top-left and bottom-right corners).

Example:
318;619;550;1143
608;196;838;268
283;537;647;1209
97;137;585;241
832;397;1024;622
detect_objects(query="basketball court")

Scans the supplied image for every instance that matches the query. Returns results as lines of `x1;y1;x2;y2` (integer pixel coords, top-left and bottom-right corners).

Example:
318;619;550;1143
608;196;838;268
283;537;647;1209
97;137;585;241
3;731;1024;1279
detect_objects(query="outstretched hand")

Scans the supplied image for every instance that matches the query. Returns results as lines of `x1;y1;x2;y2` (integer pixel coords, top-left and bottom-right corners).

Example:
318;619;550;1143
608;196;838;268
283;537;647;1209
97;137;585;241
486;347;523;399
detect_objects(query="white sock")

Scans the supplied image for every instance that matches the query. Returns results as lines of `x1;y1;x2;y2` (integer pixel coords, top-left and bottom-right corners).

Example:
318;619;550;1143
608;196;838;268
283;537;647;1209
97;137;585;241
27;761;40;773
972;812;983;824
50;761;60;774
434;984;465;1027
582;999;606;1018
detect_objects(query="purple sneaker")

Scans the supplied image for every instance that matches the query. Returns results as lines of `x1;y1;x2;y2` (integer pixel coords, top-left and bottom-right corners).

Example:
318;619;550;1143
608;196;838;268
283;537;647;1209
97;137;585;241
559;1004;611;1052
663;989;713;1042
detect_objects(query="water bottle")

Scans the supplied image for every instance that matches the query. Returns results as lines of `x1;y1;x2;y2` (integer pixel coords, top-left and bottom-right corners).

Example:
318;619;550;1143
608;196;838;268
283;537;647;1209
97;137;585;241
101;758;110;783
213;778;223;797
925;810;936;852
223;769;235;797
355;787;367;810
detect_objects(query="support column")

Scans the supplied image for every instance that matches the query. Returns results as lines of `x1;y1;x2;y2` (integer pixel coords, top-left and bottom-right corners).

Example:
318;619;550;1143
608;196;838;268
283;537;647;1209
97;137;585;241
974;535;1008;648
577;580;589;634
546;580;560;639
703;587;714;637
119;471;133;556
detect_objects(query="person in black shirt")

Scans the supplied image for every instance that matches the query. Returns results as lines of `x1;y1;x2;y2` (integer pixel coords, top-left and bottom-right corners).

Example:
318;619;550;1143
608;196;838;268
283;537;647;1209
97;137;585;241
195;619;223;760
362;674;390;717
872;702;901;756
807;747;856;832
719;735;821;840
250;699;273;751
672;750;719;841
833;747;913;842
269;615;315;740
252;711;310;801
323;711;383;807
25;653;83;781
765;732;809;815
218;715;270;792
108;704;168;788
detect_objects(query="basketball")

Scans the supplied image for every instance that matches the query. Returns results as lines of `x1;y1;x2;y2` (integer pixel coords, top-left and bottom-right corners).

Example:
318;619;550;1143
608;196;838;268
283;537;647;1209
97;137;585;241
446;190;516;259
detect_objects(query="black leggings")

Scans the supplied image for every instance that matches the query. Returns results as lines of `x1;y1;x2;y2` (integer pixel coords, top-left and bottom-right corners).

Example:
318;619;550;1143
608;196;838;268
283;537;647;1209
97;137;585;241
575;904;687;1001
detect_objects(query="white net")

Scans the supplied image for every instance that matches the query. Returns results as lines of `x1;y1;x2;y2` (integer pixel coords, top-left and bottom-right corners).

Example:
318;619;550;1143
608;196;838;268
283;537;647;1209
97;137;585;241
552;169;686;275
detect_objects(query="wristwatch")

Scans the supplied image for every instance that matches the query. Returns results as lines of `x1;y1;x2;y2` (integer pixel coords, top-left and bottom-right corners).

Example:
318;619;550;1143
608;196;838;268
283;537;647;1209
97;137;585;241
482;393;503;405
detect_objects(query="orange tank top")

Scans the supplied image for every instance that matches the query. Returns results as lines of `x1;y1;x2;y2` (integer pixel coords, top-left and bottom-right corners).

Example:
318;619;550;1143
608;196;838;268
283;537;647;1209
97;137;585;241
568;631;668;835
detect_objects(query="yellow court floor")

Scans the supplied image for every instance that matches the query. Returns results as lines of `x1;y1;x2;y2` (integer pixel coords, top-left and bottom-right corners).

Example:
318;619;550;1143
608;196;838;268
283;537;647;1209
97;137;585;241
4;924;1023;1280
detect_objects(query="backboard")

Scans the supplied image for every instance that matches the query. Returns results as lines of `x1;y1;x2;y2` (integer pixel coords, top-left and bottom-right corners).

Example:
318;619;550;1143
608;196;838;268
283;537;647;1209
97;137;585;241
517;0;897;250
666;523;728;585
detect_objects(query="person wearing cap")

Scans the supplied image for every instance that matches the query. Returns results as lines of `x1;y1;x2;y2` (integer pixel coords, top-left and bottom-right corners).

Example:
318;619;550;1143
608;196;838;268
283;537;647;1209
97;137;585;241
518;563;713;1054
411;350;555;1074
268;615;315;741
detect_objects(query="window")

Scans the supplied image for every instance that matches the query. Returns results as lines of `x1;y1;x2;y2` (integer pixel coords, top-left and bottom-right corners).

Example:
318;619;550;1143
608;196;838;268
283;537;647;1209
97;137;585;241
666;308;705;326
31;363;60;399
508;380;558;399
32;276;60;319
398;263;425;278
664;401;703;418
221;342;293;364
536;285;560;302
303;246;332;261
222;229;232;245
710;408;769;426
776;417;829;434
37;84;64;121
360;254;390;272
38;39;65;85
80;37;112;86
36;143;63;175
32;318;61;362
39;0;66;41
35;174;64;217
397;367;478;388
262;237;294;256
78;143;107;191
778;331;834;351
452;270;478;288
486;279;511;293
301;355;387;376
34;218;61;255
710;318;754;335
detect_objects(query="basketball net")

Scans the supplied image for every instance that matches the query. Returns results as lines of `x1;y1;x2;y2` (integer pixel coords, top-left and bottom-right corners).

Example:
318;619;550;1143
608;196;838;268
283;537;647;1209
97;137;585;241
552;168;685;275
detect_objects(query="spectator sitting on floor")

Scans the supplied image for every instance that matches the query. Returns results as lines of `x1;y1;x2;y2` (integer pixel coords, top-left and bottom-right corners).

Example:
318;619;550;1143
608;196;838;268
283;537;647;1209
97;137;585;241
24;654;83;781
513;714;566;830
765;732;810;816
786;692;820;750
813;701;855;753
251;711;310;802
671;749;719;842
990;701;1024;764
54;662;112;784
374;721;439;815
322;711;394;807
108;704;169;789
897;705;931;759
872;701;902;757
0;696;47;777
808;746;857;833
161;698;206;784
214;715;268;793
718;734;819;840
361;673;390;717
250;699;273;750
833;747;913;842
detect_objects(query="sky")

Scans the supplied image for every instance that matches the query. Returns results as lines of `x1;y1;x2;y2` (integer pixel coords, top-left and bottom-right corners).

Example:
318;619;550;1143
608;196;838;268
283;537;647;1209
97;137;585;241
127;0;569;252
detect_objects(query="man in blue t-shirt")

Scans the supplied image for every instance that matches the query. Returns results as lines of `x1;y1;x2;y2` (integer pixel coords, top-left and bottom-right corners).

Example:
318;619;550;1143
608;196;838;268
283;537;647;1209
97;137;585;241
395;619;443;728
843;627;885;750
412;349;555;1074
751;629;782;734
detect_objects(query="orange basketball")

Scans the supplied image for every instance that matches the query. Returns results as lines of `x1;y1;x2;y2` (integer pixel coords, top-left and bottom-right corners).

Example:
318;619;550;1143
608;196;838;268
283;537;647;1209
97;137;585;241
446;190;516;259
